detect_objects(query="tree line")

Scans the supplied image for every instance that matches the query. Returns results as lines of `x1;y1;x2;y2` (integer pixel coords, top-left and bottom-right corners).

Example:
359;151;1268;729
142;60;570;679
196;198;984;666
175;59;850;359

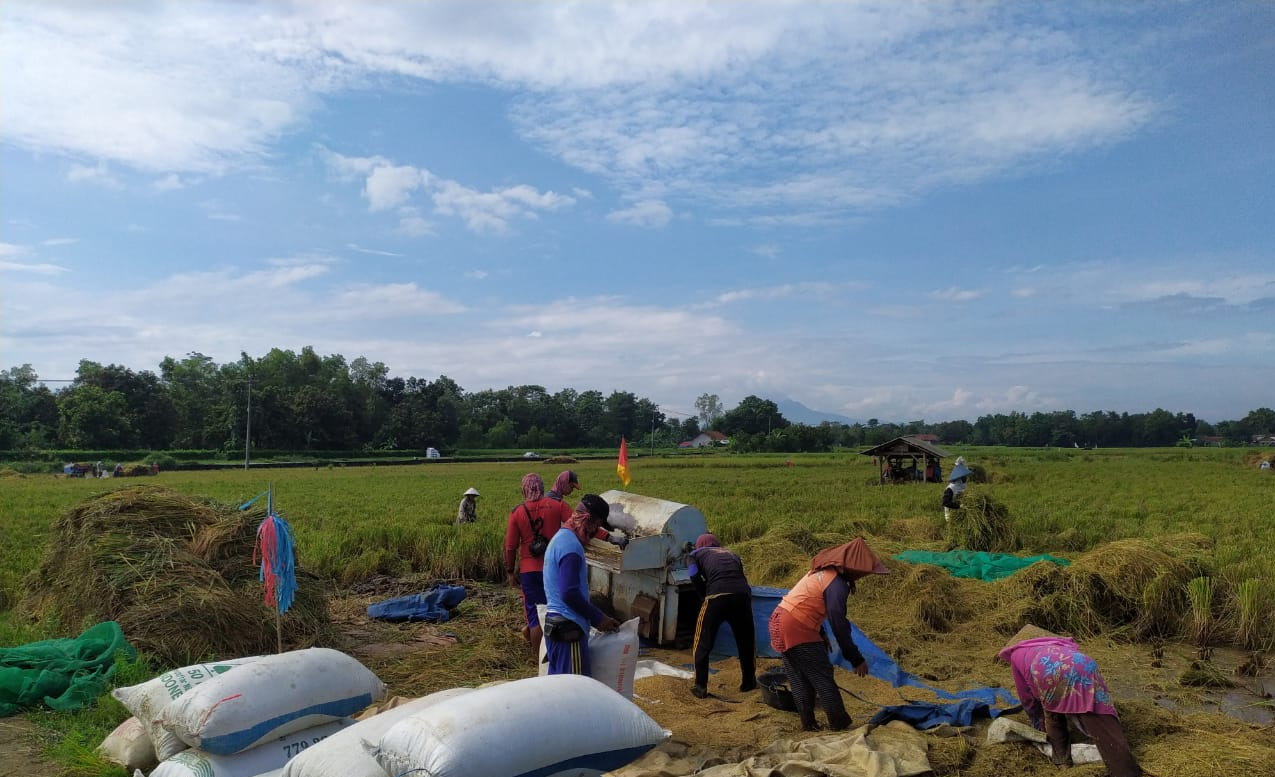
1;349;1272;454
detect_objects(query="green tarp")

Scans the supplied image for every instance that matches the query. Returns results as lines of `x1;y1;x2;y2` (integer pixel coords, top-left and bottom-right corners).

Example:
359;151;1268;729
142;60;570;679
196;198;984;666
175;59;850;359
0;621;135;716
893;550;1070;581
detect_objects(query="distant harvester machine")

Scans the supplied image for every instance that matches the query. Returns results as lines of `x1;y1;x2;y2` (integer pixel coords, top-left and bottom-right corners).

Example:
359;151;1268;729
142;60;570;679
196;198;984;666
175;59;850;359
585;490;709;647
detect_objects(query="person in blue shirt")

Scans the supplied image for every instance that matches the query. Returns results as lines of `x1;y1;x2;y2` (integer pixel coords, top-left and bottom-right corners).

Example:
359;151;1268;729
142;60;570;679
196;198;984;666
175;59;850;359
543;494;620;675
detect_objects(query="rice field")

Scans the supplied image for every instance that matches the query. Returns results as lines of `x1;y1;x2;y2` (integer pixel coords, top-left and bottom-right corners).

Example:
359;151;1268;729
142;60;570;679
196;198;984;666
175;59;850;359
3;446;1273;641
1;449;1271;582
2;447;1274;776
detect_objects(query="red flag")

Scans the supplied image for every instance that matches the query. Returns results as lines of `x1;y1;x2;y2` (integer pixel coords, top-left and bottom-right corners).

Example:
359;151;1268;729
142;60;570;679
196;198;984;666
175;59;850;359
617;437;631;487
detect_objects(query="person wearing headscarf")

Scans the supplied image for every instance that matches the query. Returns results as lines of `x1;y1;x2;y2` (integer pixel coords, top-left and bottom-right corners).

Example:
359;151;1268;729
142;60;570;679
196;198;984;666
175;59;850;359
547;469;629;550
455;487;480;525
504;473;565;647
942;456;971;523
768;537;888;731
547;470;582;501
688;533;756;699
997;625;1142;776
543;495;620;675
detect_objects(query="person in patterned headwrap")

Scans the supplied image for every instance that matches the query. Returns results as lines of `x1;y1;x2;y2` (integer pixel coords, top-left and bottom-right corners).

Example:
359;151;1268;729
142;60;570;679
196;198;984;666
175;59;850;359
504;473;561;647
997;625;1142;776
547;469;629;550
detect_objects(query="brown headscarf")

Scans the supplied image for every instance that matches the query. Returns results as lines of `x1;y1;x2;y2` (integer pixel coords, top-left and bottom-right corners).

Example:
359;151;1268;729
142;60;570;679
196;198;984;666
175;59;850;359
809;537;889;580
521;473;544;501
694;533;720;549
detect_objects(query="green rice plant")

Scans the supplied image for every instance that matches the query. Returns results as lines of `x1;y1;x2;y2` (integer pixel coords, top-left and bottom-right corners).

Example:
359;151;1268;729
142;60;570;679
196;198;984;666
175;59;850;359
1187;576;1215;647
1231;578;1270;651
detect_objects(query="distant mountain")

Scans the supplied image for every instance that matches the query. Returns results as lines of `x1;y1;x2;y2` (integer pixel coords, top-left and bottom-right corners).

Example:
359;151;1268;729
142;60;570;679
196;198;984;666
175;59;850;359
776;398;862;426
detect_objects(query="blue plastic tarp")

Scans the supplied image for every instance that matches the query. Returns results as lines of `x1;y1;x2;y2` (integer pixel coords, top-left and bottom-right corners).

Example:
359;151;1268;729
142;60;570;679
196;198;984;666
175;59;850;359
710;584;1018;728
367;584;467;623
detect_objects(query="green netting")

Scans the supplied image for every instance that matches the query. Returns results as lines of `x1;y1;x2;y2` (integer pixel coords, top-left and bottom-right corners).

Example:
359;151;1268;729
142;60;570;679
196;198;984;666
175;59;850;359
893;550;1071;581
0;621;135;716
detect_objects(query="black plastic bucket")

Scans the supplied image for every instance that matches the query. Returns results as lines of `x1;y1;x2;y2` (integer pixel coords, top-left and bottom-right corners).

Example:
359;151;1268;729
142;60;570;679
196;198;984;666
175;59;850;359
758;666;797;712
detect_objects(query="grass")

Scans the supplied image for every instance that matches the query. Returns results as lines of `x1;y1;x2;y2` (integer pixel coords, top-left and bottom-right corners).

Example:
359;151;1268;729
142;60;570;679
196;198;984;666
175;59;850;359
1;446;1274;774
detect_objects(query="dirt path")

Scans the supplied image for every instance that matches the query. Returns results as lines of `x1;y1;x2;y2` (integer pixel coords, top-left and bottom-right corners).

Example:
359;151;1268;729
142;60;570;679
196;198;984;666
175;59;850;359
0;717;59;777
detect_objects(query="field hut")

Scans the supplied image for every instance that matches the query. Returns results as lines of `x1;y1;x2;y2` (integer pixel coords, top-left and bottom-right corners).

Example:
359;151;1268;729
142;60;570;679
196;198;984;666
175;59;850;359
861;436;949;484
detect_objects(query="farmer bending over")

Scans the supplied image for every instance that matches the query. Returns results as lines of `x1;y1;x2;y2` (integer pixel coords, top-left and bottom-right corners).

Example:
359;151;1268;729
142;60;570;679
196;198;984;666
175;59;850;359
997;625;1142;776
689;533;756;699
456;487;480;525
768;537;888;731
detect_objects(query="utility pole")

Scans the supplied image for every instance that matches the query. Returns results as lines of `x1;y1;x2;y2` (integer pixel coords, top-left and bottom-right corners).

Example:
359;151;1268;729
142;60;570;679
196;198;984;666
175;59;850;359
243;375;252;470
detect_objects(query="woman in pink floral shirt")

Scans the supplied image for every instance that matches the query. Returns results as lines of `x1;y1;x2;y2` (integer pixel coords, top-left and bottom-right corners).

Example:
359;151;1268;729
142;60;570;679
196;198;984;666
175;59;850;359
997;625;1142;776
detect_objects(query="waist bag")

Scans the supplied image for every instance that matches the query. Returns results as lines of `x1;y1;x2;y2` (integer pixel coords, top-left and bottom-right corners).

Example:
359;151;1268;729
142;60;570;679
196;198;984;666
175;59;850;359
543;613;585;643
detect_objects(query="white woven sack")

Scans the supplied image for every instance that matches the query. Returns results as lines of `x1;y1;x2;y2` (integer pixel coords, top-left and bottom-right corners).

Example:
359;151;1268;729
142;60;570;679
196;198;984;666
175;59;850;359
162;648;386;755
97;717;157;773
534;607;638;698
373;674;668;777
112;656;261;761
151;720;349;777
280;688;472;777
587;618;639;699
149;719;351;777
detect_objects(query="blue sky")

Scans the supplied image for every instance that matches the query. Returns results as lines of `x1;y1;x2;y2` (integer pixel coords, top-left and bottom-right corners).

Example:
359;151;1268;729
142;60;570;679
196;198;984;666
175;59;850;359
2;1;1272;423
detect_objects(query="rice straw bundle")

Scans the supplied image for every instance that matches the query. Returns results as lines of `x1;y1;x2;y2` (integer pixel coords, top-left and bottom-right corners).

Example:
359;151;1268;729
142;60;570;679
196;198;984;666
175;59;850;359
946;486;1020;552
20;485;329;664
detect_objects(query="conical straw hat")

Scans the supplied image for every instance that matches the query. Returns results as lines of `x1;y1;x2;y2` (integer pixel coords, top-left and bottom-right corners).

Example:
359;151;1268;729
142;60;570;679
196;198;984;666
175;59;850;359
997;624;1060;657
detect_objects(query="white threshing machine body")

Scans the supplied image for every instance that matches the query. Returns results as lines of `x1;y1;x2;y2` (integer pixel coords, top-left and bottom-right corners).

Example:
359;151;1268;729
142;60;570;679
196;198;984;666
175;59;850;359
585;490;710;646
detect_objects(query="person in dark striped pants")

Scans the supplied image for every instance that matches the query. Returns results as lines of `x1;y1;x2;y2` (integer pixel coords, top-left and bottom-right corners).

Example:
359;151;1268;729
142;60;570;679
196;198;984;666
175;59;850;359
688;533;756;699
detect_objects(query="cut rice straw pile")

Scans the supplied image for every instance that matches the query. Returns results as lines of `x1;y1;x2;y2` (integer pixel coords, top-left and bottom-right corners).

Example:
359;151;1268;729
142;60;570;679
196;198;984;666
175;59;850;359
947;486;1019;552
20;485;330;665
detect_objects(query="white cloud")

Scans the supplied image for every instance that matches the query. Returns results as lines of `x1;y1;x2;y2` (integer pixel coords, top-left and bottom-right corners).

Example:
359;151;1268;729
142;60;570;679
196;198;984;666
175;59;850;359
1012;287;1038;298
916;388;977;417
465;270;489;280
365;165;430;211
928;287;985;302
346;243;404;257
41;237;79;246
2;4;1158;225
975;385;1053;412
331;283;465;318
704;282;847;307
751;243;781;259
0;260;69;275
152;174;186;192
396;214;434;237
321;148;573;234
0;243;30;257
431;180;574;234
66;162;121;188
606;199;672;228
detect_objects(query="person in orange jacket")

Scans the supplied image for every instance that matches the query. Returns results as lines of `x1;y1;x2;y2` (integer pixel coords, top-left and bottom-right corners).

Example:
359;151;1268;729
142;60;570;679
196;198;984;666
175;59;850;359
768;538;888;731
